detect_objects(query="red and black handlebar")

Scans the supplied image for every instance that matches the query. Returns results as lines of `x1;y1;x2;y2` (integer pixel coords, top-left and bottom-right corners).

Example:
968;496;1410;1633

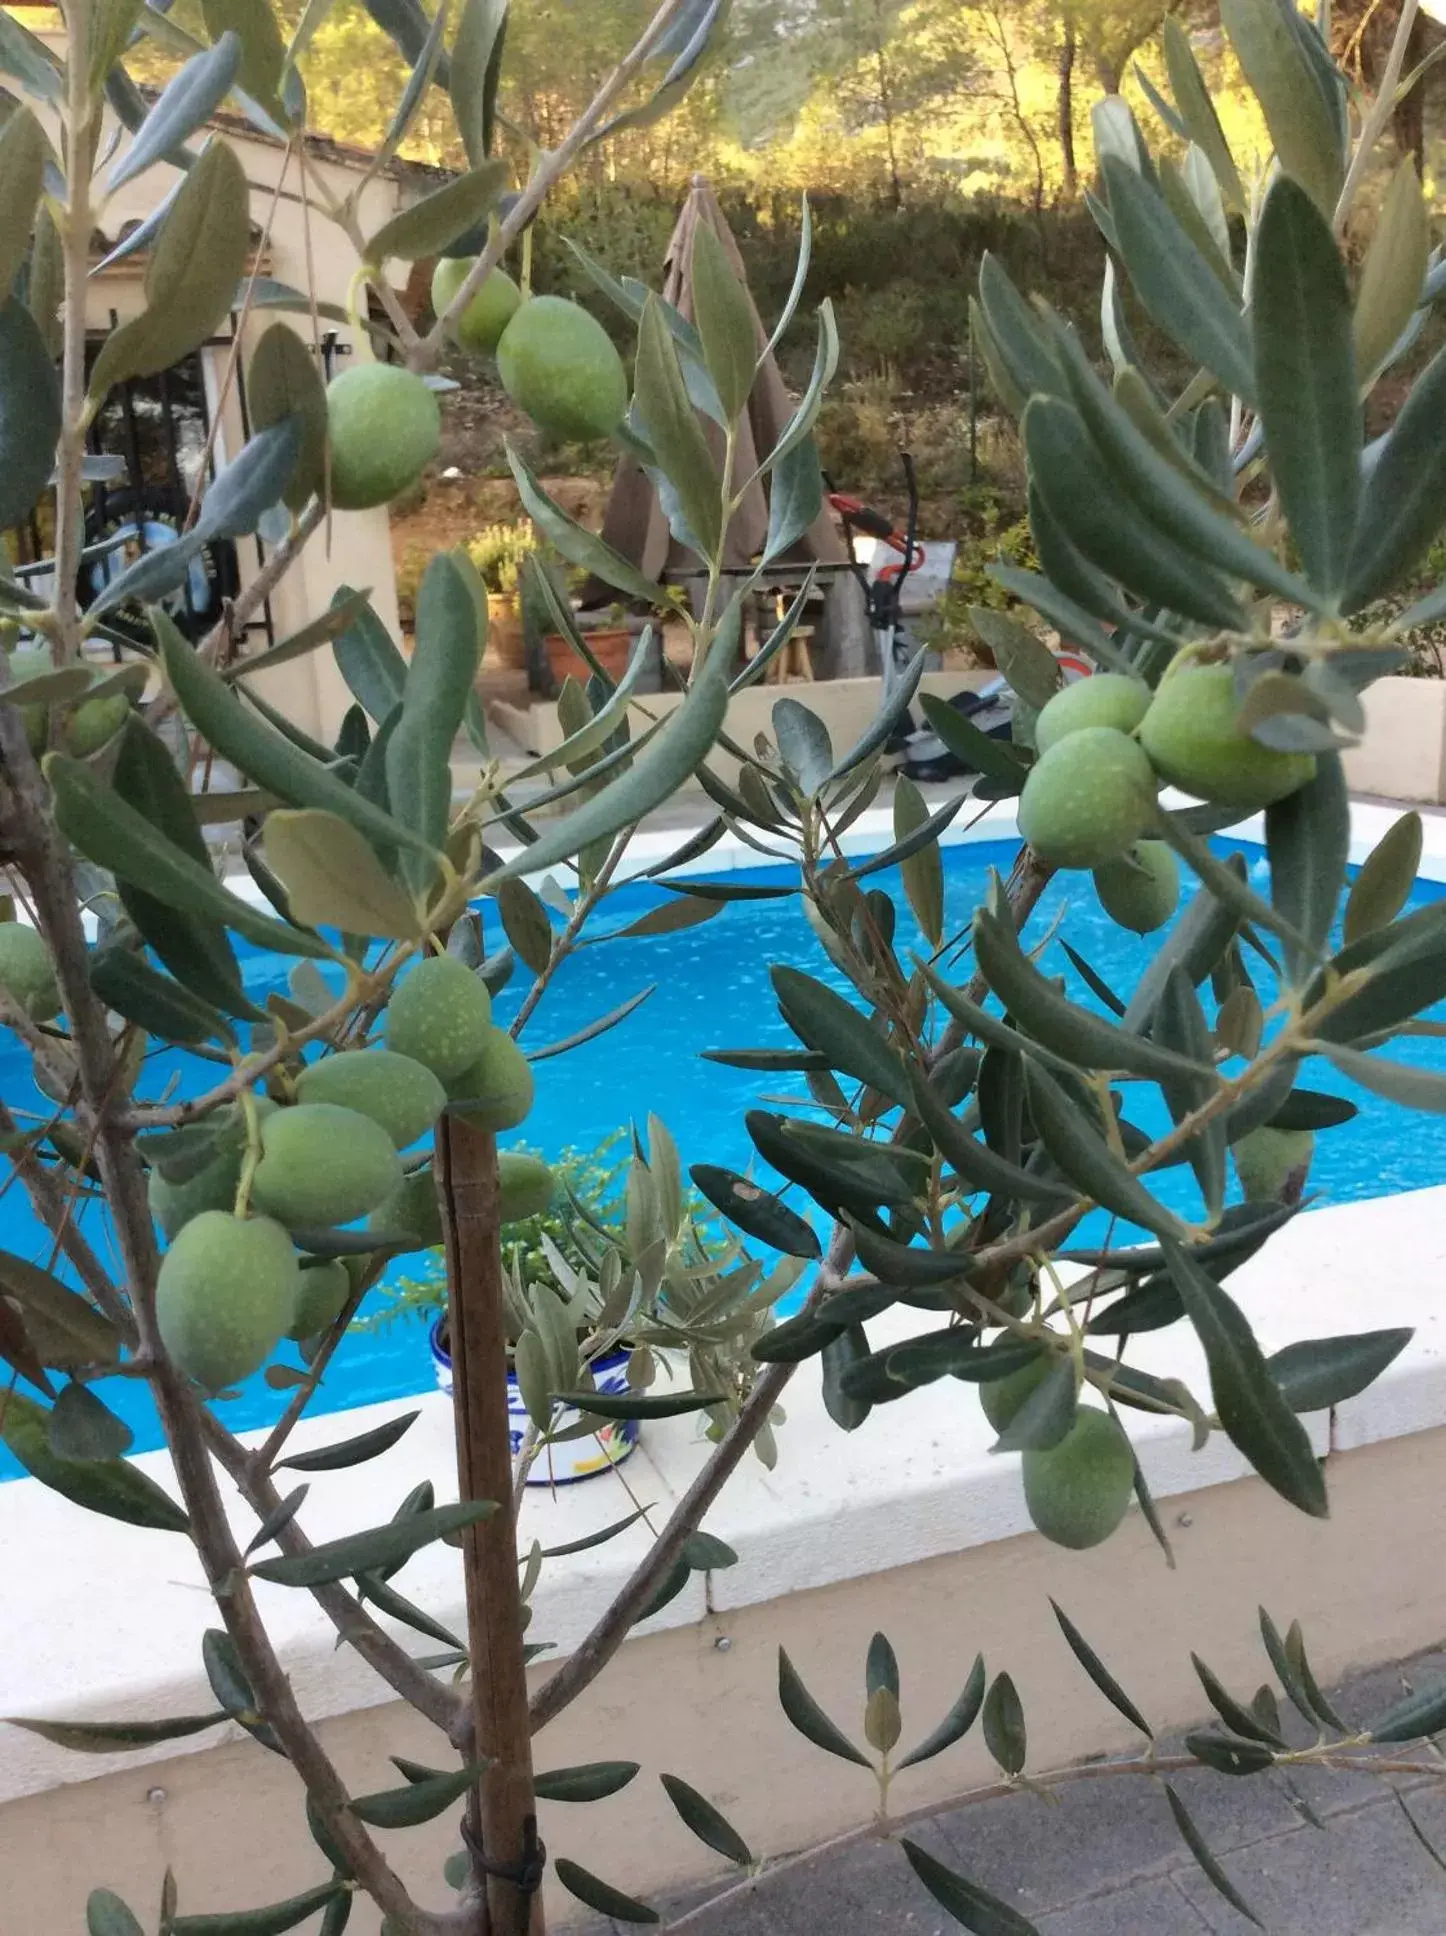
826;453;925;613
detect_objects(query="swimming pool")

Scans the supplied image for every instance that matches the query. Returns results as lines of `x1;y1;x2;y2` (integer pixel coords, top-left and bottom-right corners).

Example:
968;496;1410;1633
4;831;1444;1476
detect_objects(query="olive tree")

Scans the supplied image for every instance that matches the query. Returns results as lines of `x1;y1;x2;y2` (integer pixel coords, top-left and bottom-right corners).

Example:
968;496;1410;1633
5;1;1446;1933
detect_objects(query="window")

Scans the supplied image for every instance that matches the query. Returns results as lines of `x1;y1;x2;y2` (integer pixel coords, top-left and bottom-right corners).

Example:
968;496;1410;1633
80;343;241;646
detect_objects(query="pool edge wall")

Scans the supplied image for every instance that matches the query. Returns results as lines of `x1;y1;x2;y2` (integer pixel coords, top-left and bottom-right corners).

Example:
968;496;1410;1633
1342;676;1446;804
484;671;1446;808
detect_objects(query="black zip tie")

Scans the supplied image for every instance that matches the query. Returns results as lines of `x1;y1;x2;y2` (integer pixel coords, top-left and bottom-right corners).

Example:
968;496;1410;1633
460;1813;546;1894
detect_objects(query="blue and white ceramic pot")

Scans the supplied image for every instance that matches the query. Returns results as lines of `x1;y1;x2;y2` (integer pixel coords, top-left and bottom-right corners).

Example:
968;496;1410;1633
429;1321;639;1484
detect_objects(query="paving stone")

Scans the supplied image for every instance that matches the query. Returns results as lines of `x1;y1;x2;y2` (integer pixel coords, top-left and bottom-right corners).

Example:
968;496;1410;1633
1217;1648;1446;1824
738;1831;957;1933
1153;1758;1306;1856
1035;1874;1214;1934
638;1876;773;1933
563;1654;1446;1933
928;1771;1181;1913
1175;1794;1446;1934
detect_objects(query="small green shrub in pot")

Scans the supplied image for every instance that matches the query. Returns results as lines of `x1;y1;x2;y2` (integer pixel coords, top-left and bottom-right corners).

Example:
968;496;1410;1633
464;518;538;596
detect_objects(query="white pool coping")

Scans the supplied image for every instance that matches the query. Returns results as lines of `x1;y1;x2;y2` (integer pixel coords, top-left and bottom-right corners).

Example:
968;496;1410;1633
499;791;1446;891
2;795;1446;1807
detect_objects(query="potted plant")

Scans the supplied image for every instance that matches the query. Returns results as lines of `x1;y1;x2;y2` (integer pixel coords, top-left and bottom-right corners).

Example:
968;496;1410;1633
545;600;638;687
465;520;537;671
435;1244;645;1485
377;1127;797;1483
518;548;640;691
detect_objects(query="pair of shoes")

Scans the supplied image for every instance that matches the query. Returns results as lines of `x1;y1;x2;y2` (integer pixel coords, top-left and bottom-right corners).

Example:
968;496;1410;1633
893;679;1015;782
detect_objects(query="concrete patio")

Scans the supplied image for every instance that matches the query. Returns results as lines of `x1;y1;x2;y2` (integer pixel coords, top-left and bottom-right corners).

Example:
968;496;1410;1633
573;1649;1446;1934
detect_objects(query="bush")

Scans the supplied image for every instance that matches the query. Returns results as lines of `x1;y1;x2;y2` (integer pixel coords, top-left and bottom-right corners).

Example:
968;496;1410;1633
373;1131;628;1326
465;519;537;595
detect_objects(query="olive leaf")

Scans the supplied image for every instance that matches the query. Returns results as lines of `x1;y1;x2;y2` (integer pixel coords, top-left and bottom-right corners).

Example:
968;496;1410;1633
1162;18;1244;210
1164;1782;1265;1926
0;6;63;98
1163;1239;1328;1517
365;159;507;263
771;964;910;1107
333;584;410;723
449;0;506;166
1048;321;1313;610
0;1253;121;1369
1266;754;1349;984
659;1774;753;1867
896;1653;986;1770
351;1762;481;1827
1152;965;1226;1219
1220;0;1343;219
87;1892;146;1936
227;589;375;685
487;606;735;883
385;553;479;874
553;1860;658;1925
901;1839;1039;1935
777;1648;870;1766
247;321;327;512
47;752;333;960
1251;177;1359;600
634;293;721;556
168;1880;347;1934
1023;1061;1187;1240
690;219;757;422
894;773;943;946
977;252;1064;401
259;809;419;940
1318;1044;1446;1114
0;299;61;535
249;1501;497;1586
109;32;241;188
0;107;46;299
154;611;433;862
1344;341;1446;611
1368;1676;1446;1744
89;139;251;396
275;1411;419;1474
1354;159;1428;383
8;1710;225;1753
532;1761;639;1802
1343;810;1422;945
1024;395;1247;629
0;1392;189;1533
202;0;287;120
1100;154;1255;406
972;898;1214;1085
1267;1330;1411;1414
1051;1602;1151;1737
690;1163;819;1259
508;443;671;608
982;1670;1027;1774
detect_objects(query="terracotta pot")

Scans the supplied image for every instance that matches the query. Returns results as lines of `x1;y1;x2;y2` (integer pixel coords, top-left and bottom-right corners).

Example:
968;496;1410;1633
481;593;525;671
544;625;634;686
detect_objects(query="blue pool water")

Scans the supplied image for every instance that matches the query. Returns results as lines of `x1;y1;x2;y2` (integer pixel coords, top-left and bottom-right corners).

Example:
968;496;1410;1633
4;835;1445;1476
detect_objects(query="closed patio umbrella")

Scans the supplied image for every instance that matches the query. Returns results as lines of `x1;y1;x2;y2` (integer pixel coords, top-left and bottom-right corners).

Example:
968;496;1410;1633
584;174;861;669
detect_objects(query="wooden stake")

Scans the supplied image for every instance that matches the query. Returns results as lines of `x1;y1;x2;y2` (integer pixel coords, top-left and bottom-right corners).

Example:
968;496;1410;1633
438;1115;544;1936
